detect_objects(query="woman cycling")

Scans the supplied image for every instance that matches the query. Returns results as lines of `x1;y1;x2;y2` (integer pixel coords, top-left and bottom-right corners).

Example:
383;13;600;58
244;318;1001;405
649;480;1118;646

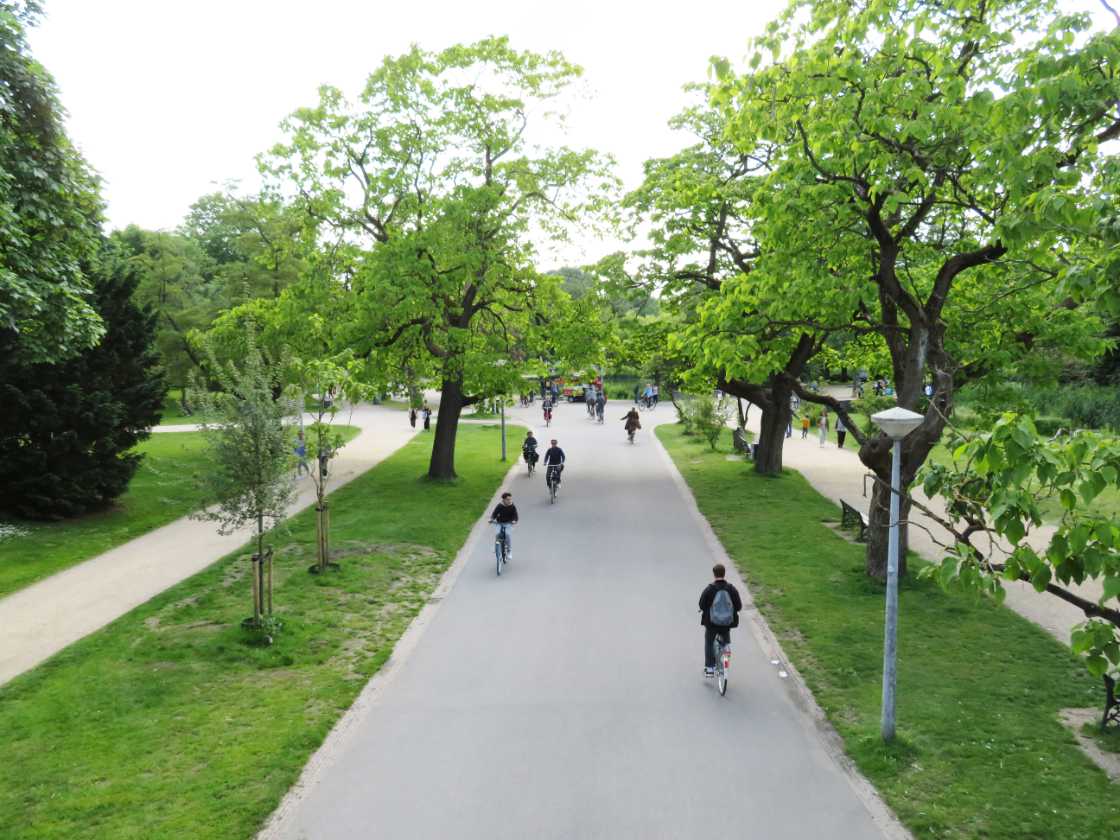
622;407;641;442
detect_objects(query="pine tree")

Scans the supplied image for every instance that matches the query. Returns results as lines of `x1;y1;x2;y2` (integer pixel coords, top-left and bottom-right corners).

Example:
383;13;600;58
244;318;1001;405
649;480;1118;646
0;246;165;519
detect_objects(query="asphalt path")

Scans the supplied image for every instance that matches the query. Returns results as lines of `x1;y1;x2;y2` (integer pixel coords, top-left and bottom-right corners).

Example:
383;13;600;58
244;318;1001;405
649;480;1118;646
270;400;891;840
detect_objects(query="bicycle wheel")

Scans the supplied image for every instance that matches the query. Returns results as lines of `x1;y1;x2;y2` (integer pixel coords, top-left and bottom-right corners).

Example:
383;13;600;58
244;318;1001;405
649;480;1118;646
549;478;556;504
714;639;728;696
495;536;503;576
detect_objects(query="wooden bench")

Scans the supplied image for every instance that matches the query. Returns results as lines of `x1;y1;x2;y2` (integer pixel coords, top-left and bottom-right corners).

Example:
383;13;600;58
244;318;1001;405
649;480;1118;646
840;499;869;542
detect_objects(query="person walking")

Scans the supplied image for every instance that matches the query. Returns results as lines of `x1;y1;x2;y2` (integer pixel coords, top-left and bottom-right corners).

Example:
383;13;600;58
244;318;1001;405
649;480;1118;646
295;430;310;477
409;407;417;429
699;563;743;677
422;404;432;431
801;415;810;439
836;416;847;449
651;383;660;408
818;411;828;447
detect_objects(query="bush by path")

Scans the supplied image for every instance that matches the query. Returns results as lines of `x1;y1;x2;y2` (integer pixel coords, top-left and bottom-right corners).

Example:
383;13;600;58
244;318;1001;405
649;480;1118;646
657;424;1117;840
0;424;515;839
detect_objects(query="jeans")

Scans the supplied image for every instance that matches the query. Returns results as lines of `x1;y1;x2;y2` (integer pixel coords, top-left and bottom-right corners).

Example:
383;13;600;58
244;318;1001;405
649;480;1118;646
704;626;731;667
496;523;513;555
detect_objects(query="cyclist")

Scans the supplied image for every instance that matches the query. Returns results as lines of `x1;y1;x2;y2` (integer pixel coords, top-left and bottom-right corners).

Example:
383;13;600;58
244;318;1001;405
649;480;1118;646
622;407;641;441
542;438;565;494
488;492;519;560
542;396;553;427
699;563;743;677
595;390;606;422
522;431;539;470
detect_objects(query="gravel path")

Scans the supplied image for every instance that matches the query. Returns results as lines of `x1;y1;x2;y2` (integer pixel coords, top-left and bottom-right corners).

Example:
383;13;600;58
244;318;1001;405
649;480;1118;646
0;404;419;686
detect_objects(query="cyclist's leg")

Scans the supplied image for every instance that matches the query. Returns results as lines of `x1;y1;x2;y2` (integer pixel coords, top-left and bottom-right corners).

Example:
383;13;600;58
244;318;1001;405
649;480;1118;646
704;626;718;669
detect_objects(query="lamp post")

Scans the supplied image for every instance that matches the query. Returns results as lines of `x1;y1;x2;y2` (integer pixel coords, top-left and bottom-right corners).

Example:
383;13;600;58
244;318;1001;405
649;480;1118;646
869;406;924;742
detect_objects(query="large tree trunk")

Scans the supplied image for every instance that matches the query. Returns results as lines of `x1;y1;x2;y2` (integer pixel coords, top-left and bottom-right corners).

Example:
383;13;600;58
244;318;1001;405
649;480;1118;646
858;371;948;579
866;477;910;579
754;383;793;476
428;378;465;479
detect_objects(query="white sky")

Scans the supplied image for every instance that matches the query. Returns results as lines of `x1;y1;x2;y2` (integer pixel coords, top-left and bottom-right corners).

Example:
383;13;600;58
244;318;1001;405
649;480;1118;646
28;0;1117;268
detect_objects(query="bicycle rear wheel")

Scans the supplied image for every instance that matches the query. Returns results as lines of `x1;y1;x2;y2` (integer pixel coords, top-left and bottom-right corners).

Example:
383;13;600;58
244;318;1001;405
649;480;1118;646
495;536;503;576
715;638;729;695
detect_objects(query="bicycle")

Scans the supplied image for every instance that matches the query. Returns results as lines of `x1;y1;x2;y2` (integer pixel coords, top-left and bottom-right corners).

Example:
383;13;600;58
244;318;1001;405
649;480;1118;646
493;523;511;576
596;404;604;424
545;465;561;504
523;449;537;477
711;633;731;696
543;408;552;427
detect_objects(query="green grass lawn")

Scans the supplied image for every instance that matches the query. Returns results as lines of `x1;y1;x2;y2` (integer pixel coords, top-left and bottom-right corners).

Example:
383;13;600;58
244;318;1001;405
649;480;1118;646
658;424;1117;840
0;427;359;600
0;424;516;840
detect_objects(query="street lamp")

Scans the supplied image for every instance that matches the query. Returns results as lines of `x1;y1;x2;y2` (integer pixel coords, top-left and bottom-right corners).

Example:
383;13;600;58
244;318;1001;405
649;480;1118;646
870;406;924;742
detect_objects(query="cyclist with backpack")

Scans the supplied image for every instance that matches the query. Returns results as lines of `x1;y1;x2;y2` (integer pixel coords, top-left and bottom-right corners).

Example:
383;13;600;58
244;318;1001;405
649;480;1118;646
698;563;743;677
542;438;565;495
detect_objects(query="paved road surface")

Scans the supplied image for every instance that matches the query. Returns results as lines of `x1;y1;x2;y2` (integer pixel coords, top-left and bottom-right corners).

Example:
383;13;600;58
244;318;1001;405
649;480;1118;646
269;401;890;840
0;405;417;686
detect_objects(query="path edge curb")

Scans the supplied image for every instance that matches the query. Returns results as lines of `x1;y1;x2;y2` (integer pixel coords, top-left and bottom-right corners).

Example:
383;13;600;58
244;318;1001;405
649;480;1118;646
256;449;525;840
651;425;914;840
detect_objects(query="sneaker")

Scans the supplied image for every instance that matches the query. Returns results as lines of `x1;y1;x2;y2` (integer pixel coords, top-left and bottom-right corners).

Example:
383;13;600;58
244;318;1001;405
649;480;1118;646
704;667;716;678
506;551;512;563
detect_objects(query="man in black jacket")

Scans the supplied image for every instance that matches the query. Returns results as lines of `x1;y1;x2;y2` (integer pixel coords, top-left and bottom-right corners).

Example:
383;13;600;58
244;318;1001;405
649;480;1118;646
489;492;519;559
698;563;743;676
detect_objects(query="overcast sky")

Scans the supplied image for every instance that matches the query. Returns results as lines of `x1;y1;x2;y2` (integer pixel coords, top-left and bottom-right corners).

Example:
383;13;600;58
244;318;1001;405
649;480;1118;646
28;0;1117;267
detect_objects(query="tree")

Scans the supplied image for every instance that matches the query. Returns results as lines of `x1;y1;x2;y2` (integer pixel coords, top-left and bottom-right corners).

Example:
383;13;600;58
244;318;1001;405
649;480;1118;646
111;225;217;388
713;0;1120;575
188;335;299;632
919;415;1120;729
627;101;849;475
0;1;105;364
288;353;372;574
263;38;615;479
0;243;164;518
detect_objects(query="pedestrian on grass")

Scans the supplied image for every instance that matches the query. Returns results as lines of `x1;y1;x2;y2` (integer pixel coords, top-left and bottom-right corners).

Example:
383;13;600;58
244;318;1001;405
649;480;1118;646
818;411;828;447
836;416;846;449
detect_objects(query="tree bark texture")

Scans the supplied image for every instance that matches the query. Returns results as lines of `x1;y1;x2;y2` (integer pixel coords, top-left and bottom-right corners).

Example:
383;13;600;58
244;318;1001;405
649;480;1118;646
427;377;465;480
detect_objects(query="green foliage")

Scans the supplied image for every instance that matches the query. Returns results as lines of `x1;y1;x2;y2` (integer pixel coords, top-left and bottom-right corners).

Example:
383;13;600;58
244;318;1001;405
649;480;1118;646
112;190;309;387
0;5;105;363
675;394;731;449
659;423;1116;839
187;334;299;558
0;246;165;519
1023;384;1120;432
0;426;514;840
261;37;616;476
920;414;1120;694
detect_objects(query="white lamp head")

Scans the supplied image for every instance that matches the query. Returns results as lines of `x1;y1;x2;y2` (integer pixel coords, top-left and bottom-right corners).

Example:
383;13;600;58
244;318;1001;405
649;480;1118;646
870;406;924;441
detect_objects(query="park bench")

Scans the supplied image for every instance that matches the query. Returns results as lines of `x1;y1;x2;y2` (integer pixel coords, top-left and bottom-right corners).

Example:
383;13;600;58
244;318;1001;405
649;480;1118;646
840;499;869;542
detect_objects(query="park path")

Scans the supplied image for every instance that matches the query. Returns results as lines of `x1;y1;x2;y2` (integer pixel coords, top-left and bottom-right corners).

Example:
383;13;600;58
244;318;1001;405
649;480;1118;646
735;391;1105;645
262;400;900;840
0;404;418;687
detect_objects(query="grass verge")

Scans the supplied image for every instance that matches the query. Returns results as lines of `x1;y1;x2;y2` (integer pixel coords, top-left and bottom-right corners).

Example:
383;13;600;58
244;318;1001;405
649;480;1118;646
0;427;359;600
657;423;1117;840
0;424;515;840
